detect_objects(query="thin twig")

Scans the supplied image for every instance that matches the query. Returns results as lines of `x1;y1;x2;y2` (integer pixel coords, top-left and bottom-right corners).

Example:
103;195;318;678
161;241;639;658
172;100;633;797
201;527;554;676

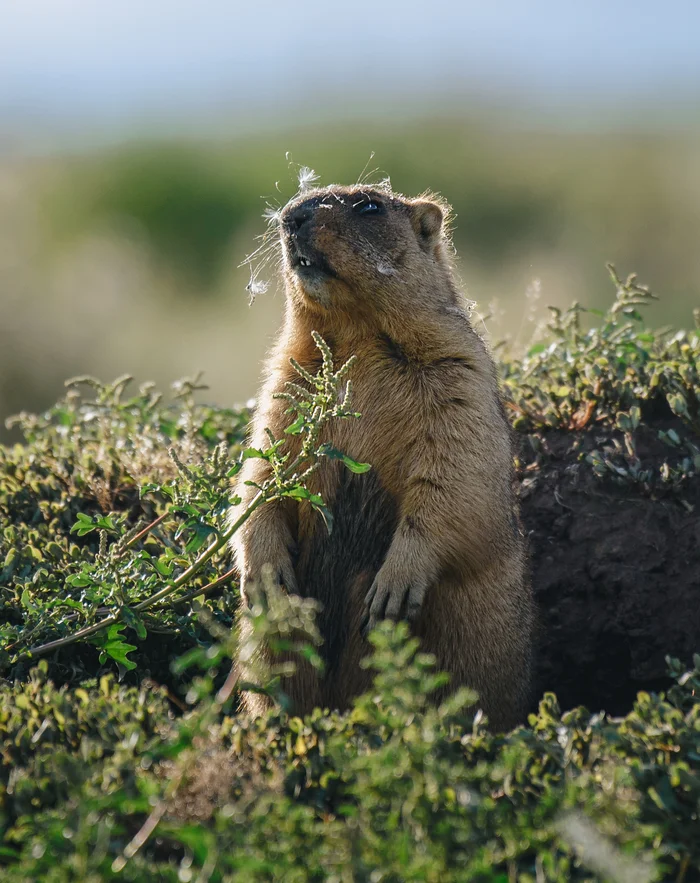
216;661;240;705
168;566;237;610
121;792;174;862
20;614;120;660
124;512;168;549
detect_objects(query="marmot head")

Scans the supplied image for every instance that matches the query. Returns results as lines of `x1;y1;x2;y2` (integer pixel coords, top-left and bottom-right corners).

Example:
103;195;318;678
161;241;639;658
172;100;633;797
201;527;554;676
278;185;457;318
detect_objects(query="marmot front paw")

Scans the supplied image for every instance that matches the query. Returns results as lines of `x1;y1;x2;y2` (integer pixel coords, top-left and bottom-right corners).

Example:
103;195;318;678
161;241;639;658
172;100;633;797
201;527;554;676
240;556;298;607
360;566;429;638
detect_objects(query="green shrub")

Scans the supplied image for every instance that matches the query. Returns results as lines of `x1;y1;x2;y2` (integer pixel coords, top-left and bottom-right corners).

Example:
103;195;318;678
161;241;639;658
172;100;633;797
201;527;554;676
3;626;700;881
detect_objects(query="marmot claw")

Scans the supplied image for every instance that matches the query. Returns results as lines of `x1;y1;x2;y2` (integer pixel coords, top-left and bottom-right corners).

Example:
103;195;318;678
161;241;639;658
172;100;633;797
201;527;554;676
360;570;427;638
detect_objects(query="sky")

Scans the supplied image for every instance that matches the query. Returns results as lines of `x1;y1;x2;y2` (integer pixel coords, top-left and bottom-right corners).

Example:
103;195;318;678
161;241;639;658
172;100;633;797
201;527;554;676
1;1;699;136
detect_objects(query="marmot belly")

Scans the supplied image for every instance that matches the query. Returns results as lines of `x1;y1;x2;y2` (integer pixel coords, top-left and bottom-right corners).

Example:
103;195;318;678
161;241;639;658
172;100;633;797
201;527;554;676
292;467;397;710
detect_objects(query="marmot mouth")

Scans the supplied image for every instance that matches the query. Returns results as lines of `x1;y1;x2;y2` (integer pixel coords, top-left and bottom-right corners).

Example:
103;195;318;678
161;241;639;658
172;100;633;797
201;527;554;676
287;239;337;279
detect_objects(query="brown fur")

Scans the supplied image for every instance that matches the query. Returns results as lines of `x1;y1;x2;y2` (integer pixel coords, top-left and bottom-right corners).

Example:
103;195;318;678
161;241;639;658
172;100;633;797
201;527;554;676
230;183;533;731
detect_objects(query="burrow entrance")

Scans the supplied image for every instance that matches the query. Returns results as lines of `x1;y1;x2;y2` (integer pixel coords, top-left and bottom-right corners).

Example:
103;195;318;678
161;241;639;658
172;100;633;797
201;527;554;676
519;421;700;717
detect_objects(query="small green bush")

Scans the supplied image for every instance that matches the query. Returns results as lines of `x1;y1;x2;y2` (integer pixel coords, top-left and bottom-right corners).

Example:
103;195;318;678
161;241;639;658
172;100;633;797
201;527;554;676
2;627;700;881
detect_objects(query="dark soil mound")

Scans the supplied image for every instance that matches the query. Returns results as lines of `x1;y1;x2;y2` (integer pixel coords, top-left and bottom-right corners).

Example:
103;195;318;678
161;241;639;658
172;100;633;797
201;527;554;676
520;420;700;716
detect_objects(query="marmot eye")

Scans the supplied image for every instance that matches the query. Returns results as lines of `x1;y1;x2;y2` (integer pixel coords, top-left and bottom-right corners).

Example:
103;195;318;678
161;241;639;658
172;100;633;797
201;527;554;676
353;199;382;215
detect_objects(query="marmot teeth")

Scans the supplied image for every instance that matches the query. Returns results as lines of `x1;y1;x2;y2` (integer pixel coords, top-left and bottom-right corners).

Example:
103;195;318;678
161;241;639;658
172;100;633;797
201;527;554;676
299;257;312;267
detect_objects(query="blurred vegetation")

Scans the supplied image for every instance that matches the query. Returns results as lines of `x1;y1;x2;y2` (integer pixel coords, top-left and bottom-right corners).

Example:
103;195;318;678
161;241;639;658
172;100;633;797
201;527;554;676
4;627;700;882
46;126;563;286
2;114;700;440
44;118;700;296
49;147;259;290
0;270;699;878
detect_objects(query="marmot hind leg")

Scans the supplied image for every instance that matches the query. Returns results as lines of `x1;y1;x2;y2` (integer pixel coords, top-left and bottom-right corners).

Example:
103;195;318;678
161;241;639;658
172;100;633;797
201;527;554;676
418;567;533;732
235;611;324;718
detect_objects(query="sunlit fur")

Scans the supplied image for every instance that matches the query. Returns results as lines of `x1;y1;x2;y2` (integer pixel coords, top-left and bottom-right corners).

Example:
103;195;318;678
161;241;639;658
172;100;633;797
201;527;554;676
230;183;533;731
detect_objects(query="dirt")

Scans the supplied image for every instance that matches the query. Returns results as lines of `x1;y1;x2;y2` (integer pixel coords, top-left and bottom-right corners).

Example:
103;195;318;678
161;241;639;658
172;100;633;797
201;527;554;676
518;419;700;716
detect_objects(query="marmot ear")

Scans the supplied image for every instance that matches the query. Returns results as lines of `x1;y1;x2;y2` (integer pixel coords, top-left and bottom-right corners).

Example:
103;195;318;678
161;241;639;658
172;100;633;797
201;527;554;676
409;200;444;244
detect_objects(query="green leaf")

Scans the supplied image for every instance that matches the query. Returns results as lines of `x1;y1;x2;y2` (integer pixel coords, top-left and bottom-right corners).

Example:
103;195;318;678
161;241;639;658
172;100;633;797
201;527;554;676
184;523;216;555
94;515;118;532
154;555;174;577
121;606;147;640
171;646;209;674
91;624;138;671
526;343;546;357
311;500;334;535
344;457;370;474
616;412;631;432
242;447;266;460
282;486;334;533
284;414;306;435
318;444;371;473
99;645;137;671
71;513;97;536
66;573;94;588
20;589;38;612
283;486;313;501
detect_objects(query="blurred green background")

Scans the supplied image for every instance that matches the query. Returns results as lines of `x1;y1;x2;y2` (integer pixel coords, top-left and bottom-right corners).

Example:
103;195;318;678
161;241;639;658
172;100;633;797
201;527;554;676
1;3;699;438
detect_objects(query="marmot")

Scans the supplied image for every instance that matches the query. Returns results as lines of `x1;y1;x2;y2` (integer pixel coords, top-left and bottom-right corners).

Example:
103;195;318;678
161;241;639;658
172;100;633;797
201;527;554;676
230;182;532;731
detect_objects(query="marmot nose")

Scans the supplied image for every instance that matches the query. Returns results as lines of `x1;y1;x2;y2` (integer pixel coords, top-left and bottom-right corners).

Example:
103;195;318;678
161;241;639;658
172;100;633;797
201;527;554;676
285;197;320;232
